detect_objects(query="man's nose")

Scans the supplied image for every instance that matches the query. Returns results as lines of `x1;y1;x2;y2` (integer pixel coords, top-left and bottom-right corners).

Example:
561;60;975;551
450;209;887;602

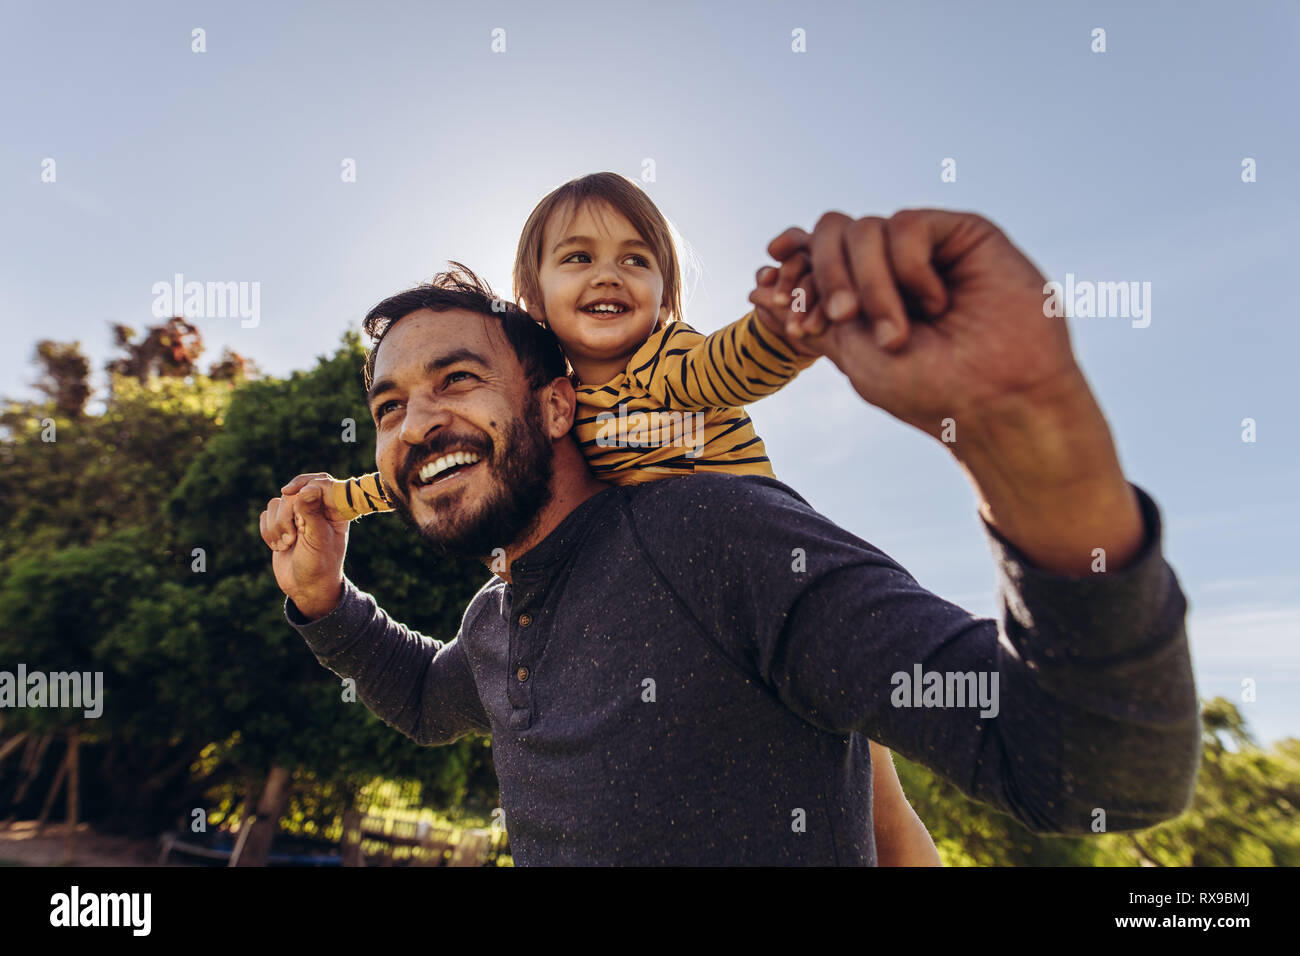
398;391;452;446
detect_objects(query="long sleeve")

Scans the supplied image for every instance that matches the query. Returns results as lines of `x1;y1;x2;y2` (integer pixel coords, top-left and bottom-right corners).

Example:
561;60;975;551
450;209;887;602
285;577;492;745
629;312;818;410
631;476;1201;835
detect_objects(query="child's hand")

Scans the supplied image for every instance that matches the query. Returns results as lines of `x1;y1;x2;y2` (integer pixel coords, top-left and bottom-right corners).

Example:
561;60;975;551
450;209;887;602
276;473;355;531
747;251;826;356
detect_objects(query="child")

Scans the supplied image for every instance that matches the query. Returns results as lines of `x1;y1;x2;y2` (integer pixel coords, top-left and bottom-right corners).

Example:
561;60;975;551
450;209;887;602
320;172;939;864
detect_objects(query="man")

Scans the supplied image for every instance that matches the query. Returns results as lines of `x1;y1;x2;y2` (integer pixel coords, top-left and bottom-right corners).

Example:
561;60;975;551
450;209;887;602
261;209;1201;864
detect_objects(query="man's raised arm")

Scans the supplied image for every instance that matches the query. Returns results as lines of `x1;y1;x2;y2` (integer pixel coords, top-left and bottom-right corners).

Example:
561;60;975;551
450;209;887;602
260;475;490;745
719;208;1201;831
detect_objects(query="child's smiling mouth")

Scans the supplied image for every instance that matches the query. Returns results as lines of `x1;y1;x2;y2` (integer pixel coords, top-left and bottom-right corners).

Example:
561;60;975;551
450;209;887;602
580;298;632;318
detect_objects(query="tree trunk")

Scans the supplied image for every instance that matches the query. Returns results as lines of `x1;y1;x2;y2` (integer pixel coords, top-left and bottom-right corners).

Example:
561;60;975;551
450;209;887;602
11;733;53;810
230;764;292;867
340;809;364;867
35;743;69;832
65;729;79;863
0;732;29;767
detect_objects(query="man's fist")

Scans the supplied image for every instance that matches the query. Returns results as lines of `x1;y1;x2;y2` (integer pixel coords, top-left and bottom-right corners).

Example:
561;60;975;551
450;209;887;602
760;209;1083;442
259;473;350;621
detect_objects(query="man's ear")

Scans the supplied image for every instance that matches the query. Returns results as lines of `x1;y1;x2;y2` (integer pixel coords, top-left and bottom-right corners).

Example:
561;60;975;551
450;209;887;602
540;375;577;438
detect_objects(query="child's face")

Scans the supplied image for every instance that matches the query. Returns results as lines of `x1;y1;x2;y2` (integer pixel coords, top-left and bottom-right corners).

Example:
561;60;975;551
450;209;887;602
535;200;667;382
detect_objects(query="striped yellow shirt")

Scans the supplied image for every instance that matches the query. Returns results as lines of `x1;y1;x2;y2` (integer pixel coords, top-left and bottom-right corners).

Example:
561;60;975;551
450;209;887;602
326;310;816;517
574;310;816;485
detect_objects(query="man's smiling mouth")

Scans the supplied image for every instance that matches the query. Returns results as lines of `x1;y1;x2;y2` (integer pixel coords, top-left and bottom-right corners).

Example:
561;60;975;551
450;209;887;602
415;451;483;486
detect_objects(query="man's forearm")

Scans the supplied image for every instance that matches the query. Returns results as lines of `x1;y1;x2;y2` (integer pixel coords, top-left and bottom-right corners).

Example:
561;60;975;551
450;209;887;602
953;368;1144;576
285;579;490;745
290;578;344;622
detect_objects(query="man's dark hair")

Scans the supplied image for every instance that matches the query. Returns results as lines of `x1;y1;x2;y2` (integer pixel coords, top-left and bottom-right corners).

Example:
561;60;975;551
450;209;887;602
361;262;569;392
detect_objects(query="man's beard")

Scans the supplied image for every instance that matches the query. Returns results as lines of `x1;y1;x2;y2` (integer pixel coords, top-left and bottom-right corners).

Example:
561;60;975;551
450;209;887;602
387;393;555;561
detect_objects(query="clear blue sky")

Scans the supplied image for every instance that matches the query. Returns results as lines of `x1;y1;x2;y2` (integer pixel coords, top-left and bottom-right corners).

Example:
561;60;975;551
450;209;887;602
2;1;1296;743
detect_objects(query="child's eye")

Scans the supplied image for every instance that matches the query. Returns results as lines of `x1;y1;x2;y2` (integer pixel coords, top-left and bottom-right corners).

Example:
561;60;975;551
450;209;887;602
561;252;650;267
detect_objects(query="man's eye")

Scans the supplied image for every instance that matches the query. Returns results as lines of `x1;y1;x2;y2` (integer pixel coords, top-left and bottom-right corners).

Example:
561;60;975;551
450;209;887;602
375;399;400;420
446;371;476;384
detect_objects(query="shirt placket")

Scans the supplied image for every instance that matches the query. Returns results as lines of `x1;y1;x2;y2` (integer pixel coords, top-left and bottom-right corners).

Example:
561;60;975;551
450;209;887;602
502;576;545;730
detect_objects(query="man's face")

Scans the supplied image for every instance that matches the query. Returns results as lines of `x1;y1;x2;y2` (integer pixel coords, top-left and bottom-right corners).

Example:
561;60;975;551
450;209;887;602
366;309;555;558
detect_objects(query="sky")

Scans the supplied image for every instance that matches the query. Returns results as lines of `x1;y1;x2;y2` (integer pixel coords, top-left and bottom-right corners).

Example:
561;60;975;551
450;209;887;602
1;1;1297;744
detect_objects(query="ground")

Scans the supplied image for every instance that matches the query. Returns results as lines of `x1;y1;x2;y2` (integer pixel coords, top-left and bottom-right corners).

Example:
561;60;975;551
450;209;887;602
0;821;165;867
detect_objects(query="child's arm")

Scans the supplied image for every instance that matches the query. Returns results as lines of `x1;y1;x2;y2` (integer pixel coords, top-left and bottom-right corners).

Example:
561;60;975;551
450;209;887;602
633;258;824;410
326;472;394;520
870;740;942;866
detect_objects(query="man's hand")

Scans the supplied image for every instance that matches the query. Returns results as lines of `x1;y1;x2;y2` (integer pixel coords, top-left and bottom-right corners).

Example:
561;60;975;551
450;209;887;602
259;473;350;621
764;209;1144;576
763;209;1082;439
749;250;823;357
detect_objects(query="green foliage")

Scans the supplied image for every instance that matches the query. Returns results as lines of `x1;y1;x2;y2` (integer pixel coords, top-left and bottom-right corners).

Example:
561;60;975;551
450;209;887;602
161;332;494;790
895;698;1300;866
0;330;495;834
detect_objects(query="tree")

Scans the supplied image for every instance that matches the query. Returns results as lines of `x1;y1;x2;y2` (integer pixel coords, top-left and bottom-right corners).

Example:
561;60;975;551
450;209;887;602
32;340;91;419
105;318;204;384
1;328;496;836
894;697;1300;866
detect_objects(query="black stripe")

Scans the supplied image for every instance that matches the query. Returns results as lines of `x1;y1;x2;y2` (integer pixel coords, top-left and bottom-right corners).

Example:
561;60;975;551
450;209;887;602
748;327;793;364
708;419;753;442
662;378;688;408
694;455;770;466
738;344;782;380
696;338;731;404
711;328;749;401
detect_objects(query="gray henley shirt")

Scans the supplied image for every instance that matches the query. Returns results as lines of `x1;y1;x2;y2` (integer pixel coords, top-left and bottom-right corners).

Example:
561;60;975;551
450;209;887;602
285;474;1201;865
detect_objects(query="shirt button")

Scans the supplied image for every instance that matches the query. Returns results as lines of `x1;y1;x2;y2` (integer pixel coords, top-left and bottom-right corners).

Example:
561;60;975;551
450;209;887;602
516;666;530;682
518;613;532;627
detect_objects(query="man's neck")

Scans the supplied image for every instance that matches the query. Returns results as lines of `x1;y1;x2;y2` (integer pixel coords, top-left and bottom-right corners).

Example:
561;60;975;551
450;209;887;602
486;450;609;584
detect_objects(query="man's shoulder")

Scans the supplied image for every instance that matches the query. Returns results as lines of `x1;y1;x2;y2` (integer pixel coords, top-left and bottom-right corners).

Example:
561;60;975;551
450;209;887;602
624;473;814;518
617;473;909;583
617;474;872;559
458;575;507;635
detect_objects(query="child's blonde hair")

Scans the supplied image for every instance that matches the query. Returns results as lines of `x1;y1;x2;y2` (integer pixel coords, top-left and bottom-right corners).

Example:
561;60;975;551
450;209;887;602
513;172;687;332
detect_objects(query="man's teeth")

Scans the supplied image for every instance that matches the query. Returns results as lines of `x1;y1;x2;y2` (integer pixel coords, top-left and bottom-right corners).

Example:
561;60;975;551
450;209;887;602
418;451;481;483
